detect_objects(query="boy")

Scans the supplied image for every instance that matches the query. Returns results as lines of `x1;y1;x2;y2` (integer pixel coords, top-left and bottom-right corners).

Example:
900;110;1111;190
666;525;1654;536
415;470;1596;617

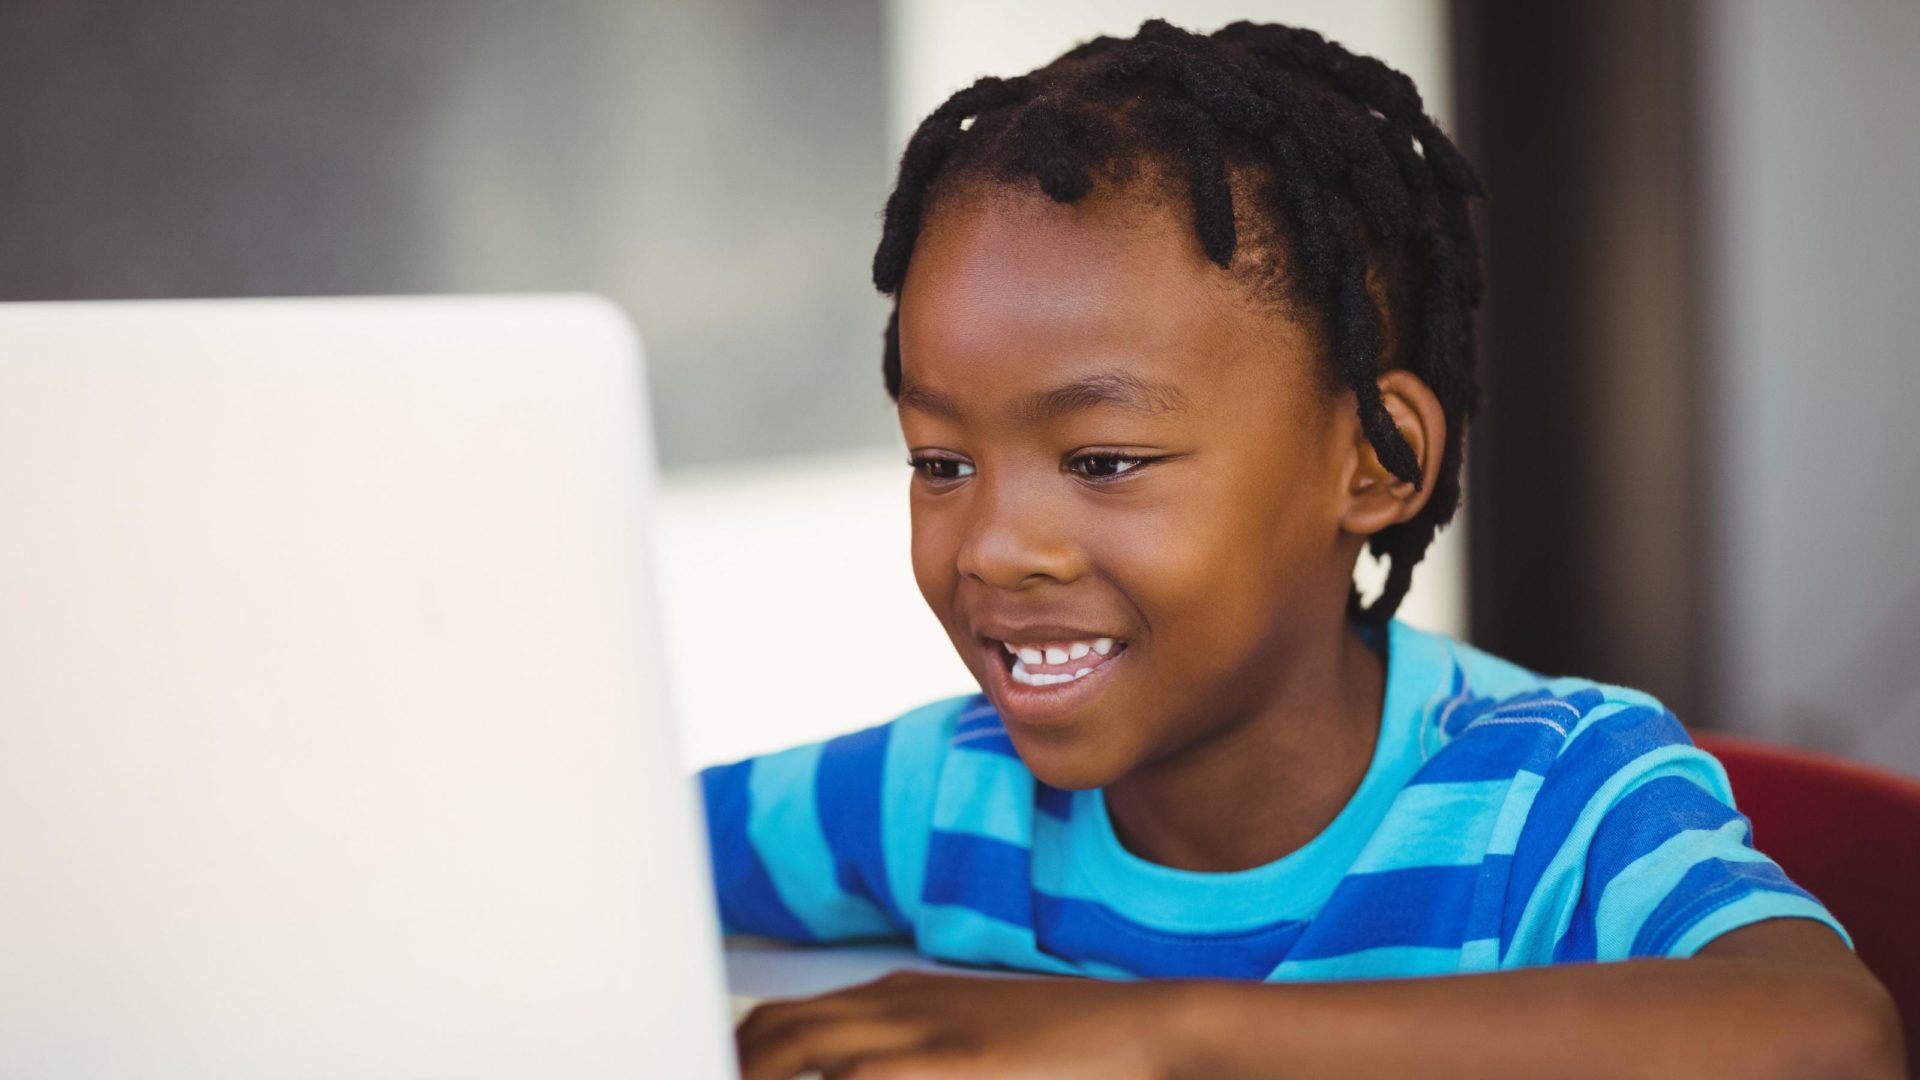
706;20;1903;1079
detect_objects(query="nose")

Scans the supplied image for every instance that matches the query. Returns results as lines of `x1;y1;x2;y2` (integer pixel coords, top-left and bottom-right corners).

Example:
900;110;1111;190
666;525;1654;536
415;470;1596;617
954;470;1085;589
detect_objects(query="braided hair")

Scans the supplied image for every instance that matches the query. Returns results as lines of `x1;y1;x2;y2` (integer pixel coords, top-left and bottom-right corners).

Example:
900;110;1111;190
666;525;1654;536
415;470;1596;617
872;19;1485;623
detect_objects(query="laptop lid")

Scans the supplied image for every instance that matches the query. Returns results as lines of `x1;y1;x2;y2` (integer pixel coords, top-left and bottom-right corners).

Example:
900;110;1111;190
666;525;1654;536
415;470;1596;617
0;296;736;1078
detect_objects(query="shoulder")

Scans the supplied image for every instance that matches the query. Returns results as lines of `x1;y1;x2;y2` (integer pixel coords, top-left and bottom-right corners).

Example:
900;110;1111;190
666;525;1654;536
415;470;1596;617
1406;625;1708;793
1391;632;1827;963
1401;629;1739;872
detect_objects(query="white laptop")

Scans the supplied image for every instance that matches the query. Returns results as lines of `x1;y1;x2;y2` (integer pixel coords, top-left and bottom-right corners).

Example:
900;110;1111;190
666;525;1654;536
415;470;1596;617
0;296;738;1078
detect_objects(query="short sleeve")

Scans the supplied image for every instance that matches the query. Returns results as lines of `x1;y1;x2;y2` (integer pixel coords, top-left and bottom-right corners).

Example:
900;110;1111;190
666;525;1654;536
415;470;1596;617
1502;699;1850;965
696;696;968;942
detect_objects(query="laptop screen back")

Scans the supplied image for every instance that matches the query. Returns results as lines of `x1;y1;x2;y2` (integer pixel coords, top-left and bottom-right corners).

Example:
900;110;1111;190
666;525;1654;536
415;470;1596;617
0;296;735;1079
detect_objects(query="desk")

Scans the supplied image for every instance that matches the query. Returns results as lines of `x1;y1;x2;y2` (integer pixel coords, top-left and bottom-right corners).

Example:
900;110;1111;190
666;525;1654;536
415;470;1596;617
724;936;1027;1013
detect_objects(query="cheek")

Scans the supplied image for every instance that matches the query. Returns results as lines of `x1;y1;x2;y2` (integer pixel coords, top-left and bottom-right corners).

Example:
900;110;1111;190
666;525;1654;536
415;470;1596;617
907;494;960;615
1092;464;1334;643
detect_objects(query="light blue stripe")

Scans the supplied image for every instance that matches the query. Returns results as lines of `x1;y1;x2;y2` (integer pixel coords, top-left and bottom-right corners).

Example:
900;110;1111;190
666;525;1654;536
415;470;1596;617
1457;937;1501;972
1075;958;1142;980
1029;806;1079;898
1269;945;1461;982
1347;779;1513;873
747;742;891;938
932;749;1033;847
915;903;1082;976
881;696;971;931
1484;770;1545;856
1449;640;1546;700
1593;818;1765;960
1664;893;1853;957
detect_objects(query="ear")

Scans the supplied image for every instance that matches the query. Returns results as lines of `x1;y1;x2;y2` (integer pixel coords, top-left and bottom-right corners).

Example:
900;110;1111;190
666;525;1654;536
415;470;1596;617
1339;369;1447;539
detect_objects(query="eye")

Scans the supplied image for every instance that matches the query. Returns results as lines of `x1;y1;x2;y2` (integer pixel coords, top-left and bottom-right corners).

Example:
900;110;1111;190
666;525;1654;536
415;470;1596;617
1068;451;1152;480
908;454;975;483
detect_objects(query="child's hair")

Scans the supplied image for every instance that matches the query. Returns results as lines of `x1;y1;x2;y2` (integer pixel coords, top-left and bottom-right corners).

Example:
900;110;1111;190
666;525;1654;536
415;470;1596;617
872;19;1485;623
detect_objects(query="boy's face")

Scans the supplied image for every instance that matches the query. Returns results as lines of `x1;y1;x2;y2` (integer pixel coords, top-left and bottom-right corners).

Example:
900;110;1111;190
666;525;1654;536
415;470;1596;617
897;186;1367;790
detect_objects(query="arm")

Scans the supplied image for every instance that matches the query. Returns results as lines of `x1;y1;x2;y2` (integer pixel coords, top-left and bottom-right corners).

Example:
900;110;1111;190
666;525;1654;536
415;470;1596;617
700;698;966;942
736;920;1904;1080
1167;919;1903;1080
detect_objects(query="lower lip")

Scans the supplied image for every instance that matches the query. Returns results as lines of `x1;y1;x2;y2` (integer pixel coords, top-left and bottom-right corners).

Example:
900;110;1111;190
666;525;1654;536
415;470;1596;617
980;641;1128;728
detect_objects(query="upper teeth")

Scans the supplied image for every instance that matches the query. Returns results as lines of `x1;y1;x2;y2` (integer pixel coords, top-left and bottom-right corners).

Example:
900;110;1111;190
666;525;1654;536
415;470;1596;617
998;630;1121;672
1002;638;1117;658
1000;636;1121;686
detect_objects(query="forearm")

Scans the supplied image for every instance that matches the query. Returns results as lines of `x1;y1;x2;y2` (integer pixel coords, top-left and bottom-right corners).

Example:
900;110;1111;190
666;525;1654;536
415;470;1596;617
1162;957;1904;1080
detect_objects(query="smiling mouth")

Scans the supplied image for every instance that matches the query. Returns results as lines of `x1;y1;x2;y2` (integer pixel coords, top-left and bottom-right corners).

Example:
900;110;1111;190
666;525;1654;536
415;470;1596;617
995;635;1128;686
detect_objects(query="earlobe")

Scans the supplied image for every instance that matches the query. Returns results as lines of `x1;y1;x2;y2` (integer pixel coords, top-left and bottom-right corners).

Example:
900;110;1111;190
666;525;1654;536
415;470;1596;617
1340;370;1446;538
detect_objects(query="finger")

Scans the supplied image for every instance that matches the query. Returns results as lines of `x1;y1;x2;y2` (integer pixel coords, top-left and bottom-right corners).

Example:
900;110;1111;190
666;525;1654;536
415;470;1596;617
736;991;868;1053
739;971;952;1058
739;1018;930;1080
828;1047;983;1080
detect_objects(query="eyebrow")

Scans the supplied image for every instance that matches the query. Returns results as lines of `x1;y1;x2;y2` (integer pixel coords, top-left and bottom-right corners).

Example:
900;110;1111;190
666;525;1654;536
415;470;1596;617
897;369;1189;422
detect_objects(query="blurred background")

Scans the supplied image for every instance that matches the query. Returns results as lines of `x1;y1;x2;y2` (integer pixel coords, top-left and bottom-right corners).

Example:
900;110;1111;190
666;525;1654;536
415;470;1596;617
1;0;1913;774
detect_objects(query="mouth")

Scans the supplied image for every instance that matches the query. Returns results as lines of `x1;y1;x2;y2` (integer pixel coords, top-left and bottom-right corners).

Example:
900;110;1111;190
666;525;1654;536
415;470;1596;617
978;631;1131;726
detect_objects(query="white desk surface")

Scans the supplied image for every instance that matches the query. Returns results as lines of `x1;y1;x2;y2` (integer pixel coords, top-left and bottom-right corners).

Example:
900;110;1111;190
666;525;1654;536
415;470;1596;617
723;936;1025;1002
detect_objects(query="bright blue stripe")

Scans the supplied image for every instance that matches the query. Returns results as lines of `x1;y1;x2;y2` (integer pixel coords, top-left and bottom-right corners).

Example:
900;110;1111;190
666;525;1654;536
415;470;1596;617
922;830;1033;929
1583;775;1744;896
1553;898;1599;961
1438;686;1561;738
1663;892;1851;956
1553;775;1745;961
949;698;1021;757
1410;720;1561;784
816;723;906;928
950;727;1021;758
1292;864;1481;958
1036;783;1073;821
1591;820;1768;960
1464;854;1515;943
952;697;999;733
1270;945;1462;981
1631;857;1813;957
1032;893;1308;980
961;733;1020;757
699;760;813;942
748;742;894;939
1501;704;1683;952
880;698;971;931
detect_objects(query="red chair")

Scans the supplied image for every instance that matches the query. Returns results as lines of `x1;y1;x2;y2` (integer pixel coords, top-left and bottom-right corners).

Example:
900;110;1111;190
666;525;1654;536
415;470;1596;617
1692;732;1920;1075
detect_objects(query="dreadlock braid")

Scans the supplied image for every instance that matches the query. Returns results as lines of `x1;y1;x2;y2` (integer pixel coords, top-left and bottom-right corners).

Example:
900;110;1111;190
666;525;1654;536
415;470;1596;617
873;74;1030;294
874;19;1485;624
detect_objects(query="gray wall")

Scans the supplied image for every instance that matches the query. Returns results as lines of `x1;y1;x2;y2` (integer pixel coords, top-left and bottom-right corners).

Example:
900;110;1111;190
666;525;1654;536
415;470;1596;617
1702;0;1920;771
0;0;896;467
1455;1;1710;723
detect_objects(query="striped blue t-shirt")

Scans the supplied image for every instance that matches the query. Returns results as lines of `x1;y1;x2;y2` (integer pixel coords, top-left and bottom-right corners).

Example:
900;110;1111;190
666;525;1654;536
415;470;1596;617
699;620;1845;980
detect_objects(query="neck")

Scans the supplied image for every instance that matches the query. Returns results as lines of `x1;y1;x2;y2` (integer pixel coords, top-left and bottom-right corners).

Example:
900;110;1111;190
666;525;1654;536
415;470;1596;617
1101;620;1387;873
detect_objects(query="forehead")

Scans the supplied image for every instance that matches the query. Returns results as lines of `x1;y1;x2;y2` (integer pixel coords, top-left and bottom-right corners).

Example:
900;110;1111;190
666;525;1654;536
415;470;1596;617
896;187;1321;417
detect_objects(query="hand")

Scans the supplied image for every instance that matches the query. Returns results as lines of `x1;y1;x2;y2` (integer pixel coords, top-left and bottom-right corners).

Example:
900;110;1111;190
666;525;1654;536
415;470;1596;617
735;970;1194;1080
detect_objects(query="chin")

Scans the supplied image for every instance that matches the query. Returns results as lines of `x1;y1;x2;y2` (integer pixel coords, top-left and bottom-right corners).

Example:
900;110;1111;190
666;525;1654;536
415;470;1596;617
1006;735;1131;792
